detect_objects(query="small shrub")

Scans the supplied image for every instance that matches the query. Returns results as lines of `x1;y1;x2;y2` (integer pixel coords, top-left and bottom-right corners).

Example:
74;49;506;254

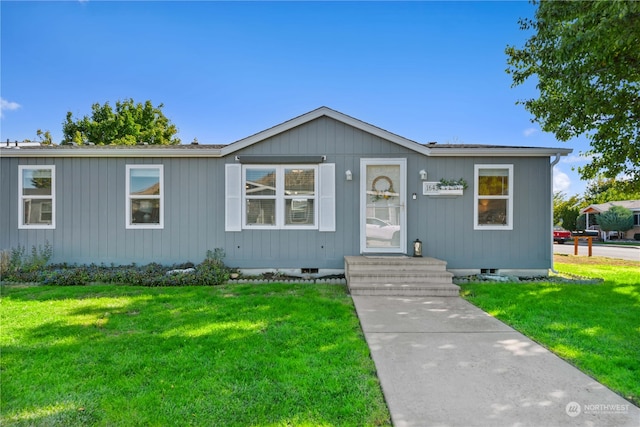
0;250;10;278
6;241;53;274
9;245;26;272
205;248;226;265
5;248;230;287
189;248;230;286
28;241;53;271
42;269;89;286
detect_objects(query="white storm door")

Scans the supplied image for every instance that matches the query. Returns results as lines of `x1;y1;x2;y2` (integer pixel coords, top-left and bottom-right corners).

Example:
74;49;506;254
360;159;406;253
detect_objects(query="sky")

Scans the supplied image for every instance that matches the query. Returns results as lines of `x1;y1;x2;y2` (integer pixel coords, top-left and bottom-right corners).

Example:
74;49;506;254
1;1;592;196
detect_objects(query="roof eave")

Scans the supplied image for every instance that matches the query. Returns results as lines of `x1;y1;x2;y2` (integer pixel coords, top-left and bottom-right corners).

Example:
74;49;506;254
428;147;573;157
0;147;224;158
580;207;603;214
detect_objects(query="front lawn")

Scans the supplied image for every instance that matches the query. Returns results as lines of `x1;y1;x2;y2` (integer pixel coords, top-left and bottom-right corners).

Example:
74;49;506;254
461;255;640;406
0;283;391;426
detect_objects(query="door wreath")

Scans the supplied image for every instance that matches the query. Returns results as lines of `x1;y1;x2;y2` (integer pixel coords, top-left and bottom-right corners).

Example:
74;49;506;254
371;176;395;201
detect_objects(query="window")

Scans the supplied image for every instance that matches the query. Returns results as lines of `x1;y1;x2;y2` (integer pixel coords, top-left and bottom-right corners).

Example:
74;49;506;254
634;213;640;226
243;165;317;229
474;165;513;230
19;165;55;229
126;165;163;228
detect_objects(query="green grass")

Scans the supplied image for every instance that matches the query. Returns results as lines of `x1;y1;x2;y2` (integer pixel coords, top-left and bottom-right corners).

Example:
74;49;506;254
460;255;640;406
1;283;390;426
598;241;640;246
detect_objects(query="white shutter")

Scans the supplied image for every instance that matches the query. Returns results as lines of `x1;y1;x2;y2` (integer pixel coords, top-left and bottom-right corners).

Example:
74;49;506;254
318;163;336;232
225;163;242;232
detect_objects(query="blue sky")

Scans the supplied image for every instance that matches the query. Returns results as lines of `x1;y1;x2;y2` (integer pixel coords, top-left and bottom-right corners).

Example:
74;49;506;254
1;1;591;196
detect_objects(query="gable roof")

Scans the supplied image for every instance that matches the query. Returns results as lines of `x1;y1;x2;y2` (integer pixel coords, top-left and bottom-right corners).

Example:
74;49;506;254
0;106;572;158
580;200;640;214
219;106;430;156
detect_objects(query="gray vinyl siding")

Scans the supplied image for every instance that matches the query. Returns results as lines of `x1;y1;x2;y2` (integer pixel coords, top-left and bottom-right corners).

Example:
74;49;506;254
0;116;553;271
2;157;225;266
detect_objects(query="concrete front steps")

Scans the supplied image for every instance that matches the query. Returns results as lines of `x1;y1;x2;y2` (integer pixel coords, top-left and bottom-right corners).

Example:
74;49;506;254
344;255;460;297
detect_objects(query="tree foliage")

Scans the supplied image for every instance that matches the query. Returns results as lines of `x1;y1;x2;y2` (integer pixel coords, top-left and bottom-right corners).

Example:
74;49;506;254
506;1;640;186
36;129;53;145
596;205;633;235
582;177;640;206
553;192;580;230
62;99;180;145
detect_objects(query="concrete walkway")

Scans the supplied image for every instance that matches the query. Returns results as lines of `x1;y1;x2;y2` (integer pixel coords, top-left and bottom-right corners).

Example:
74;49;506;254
352;296;640;427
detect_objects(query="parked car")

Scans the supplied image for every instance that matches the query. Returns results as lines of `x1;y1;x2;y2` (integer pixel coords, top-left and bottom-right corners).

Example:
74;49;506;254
366;217;400;245
553;227;571;244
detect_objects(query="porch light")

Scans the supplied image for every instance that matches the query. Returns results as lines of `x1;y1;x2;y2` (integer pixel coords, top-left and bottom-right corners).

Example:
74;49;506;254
345;170;352;181
419;170;427;180
413;239;423;257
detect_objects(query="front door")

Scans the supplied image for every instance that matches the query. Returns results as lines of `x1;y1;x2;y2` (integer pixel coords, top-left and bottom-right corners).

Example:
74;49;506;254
360;159;406;254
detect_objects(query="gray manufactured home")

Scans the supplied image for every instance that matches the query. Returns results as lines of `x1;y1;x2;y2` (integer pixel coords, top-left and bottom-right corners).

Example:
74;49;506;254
0;107;571;277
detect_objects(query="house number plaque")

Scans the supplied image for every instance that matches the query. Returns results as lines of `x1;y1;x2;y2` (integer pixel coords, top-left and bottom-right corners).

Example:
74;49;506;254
422;181;440;195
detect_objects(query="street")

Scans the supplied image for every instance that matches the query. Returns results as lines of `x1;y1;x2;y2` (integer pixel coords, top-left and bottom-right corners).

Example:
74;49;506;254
553;241;640;262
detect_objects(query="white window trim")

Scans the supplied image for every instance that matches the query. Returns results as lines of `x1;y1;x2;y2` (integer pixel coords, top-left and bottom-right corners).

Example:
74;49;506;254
474;164;513;230
242;165;318;230
125;164;164;229
18;165;55;229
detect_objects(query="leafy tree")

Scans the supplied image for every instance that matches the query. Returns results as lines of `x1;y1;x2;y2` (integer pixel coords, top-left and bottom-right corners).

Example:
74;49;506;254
583;177;640;206
506;1;640;187
36;129;53;145
596;205;634;239
62;99;180;145
553;192;580;230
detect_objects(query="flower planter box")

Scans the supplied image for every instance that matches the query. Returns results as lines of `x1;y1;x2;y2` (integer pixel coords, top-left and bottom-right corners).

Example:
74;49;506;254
435;188;464;196
422;182;464;196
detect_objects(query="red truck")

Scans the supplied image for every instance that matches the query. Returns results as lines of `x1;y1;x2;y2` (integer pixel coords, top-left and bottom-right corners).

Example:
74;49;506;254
553;227;572;244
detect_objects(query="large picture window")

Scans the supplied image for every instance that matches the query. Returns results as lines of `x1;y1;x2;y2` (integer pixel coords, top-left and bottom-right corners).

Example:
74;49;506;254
18;165;55;229
126;165;163;229
474;164;513;230
243;165;317;229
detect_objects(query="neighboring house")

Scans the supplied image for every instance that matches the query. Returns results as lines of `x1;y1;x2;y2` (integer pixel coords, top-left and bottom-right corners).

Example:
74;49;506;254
580;200;640;240
0;107;572;276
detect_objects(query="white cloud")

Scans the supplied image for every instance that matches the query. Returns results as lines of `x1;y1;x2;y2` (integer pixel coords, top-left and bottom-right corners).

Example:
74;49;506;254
0;98;21;118
553;167;571;193
523;127;537;137
561;153;592;164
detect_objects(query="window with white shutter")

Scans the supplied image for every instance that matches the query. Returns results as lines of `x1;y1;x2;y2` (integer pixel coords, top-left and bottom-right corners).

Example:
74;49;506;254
225;162;335;232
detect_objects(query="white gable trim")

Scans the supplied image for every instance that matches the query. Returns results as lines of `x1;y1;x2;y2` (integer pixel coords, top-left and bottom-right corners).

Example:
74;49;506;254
220;107;431;157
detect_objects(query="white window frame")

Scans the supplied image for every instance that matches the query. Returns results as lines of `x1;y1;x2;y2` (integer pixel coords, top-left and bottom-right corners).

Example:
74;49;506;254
18;165;55;229
474;164;513;230
242;165;318;230
125;164;164;229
